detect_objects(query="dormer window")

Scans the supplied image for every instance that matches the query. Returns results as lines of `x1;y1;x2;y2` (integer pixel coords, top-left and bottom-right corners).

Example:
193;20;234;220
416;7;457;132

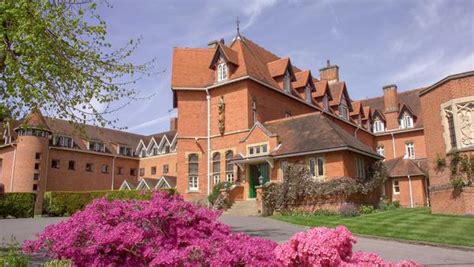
118;145;133;156
283;71;291;94
399;112;414;129
217;62;228;82
89;141;105;152
53;135;74;148
305;85;312;103
323;94;329;111
373;117;385;133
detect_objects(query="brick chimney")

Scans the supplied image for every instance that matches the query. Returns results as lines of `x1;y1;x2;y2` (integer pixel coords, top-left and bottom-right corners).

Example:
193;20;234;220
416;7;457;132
383;84;398;113
319;60;339;84
170;117;178;131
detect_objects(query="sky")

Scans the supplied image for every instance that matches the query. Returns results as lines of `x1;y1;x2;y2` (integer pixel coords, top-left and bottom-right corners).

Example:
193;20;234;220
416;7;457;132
95;0;474;135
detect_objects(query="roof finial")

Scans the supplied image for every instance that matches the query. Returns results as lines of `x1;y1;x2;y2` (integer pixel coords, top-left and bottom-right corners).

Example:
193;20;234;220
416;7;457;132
236;16;241;37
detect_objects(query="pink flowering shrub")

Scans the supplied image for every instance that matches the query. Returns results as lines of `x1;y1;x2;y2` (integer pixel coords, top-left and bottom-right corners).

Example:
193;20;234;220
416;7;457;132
23;192;417;266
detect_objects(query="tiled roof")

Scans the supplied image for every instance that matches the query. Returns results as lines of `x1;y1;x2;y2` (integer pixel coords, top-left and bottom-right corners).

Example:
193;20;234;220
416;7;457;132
350;101;364;117
360;88;424;128
328;81;350;107
14;109;51;132
292;70;312;89
267;58;290;78
218;44;239;65
313;80;329;98
172;48;215;88
160;175;177;188
264;113;379;158
362;106;371;121
385;157;427;177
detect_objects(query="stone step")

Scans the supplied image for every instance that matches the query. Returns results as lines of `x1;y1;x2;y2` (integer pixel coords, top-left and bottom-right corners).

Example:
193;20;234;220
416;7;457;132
224;200;260;216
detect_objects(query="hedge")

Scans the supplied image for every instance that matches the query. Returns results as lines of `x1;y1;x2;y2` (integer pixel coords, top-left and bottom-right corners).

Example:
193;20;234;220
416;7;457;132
0;193;36;218
43;189;176;217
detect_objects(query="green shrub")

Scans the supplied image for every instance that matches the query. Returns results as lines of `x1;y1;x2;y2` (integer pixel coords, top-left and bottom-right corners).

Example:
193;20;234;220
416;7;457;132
0;239;30;266
0;193;36;218
359;205;376;214
43;189;174;217
390;201;401;209
208;182;232;206
44;259;73;267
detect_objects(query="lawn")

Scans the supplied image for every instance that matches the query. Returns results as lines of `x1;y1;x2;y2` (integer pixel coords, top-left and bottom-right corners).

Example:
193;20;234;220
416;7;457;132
273;208;474;247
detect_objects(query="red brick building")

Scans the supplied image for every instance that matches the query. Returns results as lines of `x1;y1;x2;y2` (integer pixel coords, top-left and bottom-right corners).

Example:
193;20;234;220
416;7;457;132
1;34;471;213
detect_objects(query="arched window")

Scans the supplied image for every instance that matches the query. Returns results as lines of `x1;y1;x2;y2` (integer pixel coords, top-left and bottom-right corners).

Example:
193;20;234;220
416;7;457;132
217;60;228;82
212;152;221;185
399;112;413;129
188;154;199;191
225;150;234;182
373;117;385;133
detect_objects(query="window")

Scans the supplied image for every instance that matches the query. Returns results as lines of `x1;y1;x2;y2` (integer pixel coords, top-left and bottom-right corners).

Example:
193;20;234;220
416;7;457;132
152;146;159;155
392;179;400;195
51;159;60;169
163;164;169;174
139;149;147;157
151;166;157;175
356;158;365;178
68;160;75;170
35;153;41;160
305;85;312;104
323;94;329;111
130;168;137;176
33;173;39;181
188;154;199;191
399;112;414;129
283;70;291;93
252;97;257;124
442;99;474;151
86;163;93;172
247;144;269;156
212;152;220;184
101;164;109;173
53;135;74;148
18;129;48;138
139;168;145;176
338;95;349;120
280;161;288;180
225;151;234;182
89;141;105;152
162;144;170;154
32;184;38;191
405;142;415;159
376;146;385;157
118;146;133;156
373;117;385;133
117;167;123;175
309;157;324;178
34;163;40;170
217;62;228;82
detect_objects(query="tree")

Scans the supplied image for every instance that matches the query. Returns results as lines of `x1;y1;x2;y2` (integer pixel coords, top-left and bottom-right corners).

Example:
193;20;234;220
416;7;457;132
0;0;154;126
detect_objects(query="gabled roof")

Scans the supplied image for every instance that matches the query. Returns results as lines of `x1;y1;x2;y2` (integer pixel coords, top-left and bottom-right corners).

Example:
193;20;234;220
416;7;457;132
156;176;177;189
419;71;474;96
264;113;380;158
14;109;51;132
209;43;239;68
385;157;427;177
360;88;423;128
328;82;352;110
120;179;139;190
398;103;417;119
266;58;296;80
292;70;314;90
362;106;371;121
240;121;276;143
350;101;365;117
372;109;386;121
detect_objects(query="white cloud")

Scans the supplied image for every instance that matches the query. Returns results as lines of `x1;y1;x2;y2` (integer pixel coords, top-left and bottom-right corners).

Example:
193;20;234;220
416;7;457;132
128;110;177;132
392;49;445;82
411;0;443;29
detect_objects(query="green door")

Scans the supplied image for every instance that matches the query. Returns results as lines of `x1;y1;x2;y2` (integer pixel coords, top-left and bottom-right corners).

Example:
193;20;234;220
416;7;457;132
249;163;269;198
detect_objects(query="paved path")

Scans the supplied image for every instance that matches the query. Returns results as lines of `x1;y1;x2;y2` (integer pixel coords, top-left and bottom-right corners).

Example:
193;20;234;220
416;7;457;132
1;216;474;266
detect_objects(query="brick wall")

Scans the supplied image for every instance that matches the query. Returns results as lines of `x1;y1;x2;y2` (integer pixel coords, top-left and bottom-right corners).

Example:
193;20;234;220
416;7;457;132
375;129;426;160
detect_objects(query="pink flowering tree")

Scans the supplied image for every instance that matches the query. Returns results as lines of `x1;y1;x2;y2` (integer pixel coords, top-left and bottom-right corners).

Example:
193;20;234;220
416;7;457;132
23;192;417;266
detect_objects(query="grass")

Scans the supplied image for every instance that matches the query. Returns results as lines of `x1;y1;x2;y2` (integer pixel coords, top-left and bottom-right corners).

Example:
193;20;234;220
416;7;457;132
272;208;474;247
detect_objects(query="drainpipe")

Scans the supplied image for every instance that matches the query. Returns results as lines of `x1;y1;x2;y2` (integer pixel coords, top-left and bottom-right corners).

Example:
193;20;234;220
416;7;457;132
205;89;211;198
111;156;117;190
408;175;414;208
43;147;50;193
424;176;430;207
391;132;396;158
9;145;17;192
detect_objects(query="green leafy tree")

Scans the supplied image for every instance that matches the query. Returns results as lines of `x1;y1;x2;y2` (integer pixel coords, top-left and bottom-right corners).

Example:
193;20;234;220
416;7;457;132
0;0;154;126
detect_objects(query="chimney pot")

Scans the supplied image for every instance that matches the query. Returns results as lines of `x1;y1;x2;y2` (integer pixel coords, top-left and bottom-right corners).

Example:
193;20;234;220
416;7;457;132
382;84;398;113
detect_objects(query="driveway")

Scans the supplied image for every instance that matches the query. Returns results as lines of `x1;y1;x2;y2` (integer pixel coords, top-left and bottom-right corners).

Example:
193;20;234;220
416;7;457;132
1;216;474;266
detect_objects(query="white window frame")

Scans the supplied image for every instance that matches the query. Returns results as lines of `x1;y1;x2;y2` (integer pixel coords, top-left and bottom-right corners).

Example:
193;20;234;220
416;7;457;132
54;135;74;148
189;176;199;191
373;118;385;133
225;172;234;182
247;143;269;157
283;70;291;93
101;164;109;173
392;179;400;195
213;174;220;185
399;112;414;129
405;142;415;159
356;158;365;178
217;62;228;82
